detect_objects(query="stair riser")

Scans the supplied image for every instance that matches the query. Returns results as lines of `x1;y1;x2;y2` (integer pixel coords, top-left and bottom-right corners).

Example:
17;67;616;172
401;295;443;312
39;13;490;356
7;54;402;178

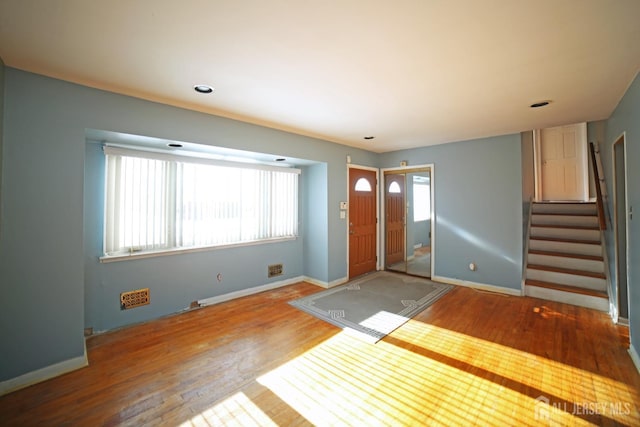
531;214;599;227
527;254;604;274
530;227;600;241
532;203;597;215
529;240;602;257
525;286;608;311
526;269;606;291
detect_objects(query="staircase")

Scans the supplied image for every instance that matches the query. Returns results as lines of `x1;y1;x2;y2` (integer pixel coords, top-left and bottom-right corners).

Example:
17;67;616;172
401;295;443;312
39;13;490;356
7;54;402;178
525;202;608;311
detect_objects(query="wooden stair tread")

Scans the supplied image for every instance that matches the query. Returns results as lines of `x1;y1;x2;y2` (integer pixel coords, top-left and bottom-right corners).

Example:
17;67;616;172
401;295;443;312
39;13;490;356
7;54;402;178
532;212;598;217
532;202;596;205
527;264;605;279
525;279;607;299
528;250;603;261
529;236;600;245
530;224;599;230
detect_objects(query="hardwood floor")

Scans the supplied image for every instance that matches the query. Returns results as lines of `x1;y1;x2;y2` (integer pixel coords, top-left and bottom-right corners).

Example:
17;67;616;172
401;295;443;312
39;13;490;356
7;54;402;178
1;281;639;426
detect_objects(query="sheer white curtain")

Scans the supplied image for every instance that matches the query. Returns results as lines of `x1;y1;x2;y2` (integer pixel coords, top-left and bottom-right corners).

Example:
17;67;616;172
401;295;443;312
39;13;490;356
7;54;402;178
104;146;299;256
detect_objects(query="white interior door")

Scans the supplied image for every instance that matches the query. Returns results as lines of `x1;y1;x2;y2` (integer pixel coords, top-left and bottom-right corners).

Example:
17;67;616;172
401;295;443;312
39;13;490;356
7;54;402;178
539;123;588;201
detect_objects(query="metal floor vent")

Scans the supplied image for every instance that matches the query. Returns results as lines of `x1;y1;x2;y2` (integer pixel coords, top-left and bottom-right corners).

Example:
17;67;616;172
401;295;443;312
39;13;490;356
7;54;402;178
121;288;150;310
268;263;283;278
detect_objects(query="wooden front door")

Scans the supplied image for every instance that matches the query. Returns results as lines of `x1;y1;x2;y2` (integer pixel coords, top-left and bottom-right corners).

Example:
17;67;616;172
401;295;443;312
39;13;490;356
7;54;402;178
385;174;405;267
349;168;377;279
540;123;588;201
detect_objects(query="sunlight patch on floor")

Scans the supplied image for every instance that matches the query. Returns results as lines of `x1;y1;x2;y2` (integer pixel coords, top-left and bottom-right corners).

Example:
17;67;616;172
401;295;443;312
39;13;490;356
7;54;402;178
251;320;638;425
177;312;638;426
179;392;277;427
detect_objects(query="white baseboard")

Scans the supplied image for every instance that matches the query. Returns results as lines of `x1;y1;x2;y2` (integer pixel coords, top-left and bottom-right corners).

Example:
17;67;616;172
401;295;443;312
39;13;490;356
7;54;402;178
302;276;348;289
629;344;640;375
610;301;619;324
432;275;522;296
0;341;88;396
198;276;306;307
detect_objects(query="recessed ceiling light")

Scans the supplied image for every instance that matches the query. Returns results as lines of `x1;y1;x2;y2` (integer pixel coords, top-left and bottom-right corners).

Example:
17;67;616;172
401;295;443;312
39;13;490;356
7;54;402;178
168;143;183;148
194;84;214;94
530;101;551;108
275;158;286;162
364;136;375;140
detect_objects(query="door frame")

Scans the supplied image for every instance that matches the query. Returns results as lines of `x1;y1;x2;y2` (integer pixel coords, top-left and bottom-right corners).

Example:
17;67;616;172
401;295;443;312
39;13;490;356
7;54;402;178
380;163;435;278
347;164;380;279
384;173;406;267
612;132;630;324
533;123;589;202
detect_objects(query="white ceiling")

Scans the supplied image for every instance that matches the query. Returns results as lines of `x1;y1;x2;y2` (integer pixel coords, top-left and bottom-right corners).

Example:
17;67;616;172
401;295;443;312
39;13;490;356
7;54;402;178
1;0;639;153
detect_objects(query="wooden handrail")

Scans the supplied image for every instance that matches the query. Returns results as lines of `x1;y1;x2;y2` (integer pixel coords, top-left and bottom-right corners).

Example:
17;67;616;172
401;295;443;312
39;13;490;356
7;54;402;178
589;142;606;230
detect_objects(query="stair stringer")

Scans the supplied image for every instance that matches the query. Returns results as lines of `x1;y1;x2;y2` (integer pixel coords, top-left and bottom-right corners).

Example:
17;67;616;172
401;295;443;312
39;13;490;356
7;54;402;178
521;197;534;295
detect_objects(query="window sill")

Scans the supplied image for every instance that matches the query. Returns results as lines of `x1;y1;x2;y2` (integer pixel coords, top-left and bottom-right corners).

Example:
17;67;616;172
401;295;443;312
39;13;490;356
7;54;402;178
99;236;298;263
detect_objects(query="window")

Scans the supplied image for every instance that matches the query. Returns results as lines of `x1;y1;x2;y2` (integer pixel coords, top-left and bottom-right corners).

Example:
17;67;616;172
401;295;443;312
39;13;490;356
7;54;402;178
355;177;372;192
388;181;401;194
413;176;430;222
103;146;299;257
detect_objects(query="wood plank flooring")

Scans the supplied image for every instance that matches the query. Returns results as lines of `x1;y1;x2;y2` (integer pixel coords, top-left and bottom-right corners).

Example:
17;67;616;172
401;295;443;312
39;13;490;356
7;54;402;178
1;281;639;426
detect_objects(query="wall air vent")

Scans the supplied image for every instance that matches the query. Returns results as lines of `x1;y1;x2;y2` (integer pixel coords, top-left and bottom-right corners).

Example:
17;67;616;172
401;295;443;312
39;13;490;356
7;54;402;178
120;288;150;310
268;264;284;278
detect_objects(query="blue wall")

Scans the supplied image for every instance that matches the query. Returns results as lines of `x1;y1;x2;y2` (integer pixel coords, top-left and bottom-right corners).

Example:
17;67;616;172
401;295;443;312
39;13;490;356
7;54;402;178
4;64;635;388
302;163;329;282
83;140;312;331
0;68;377;382
0;57;4;220
380;134;523;290
601;72;640;355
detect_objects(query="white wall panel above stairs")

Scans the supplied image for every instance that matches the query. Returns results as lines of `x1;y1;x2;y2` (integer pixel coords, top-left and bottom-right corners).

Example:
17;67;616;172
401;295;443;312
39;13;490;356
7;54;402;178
525;202;608;312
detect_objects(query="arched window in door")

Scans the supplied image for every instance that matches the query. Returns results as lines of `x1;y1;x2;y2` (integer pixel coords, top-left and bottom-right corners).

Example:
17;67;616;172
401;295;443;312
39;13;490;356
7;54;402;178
355;177;372;192
388;181;401;193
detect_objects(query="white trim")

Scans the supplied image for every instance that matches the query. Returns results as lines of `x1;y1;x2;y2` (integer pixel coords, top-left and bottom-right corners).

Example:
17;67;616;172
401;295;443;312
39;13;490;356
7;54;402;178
380;163;435;278
302;276;349;289
533;129;542;202
100;236;297;263
0;341;88;396
104;144;301;174
433;275;522;296
610;301;619;324
430;164;436;279
198;276;305;307
612;132;631;324
522;196;534;293
616;317;629;327
629;345;640;375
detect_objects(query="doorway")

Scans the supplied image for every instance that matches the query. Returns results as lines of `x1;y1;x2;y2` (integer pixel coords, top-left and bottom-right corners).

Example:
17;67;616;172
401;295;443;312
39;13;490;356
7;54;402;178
534;122;589;201
383;166;433;278
348;167;378;279
613;134;629;322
